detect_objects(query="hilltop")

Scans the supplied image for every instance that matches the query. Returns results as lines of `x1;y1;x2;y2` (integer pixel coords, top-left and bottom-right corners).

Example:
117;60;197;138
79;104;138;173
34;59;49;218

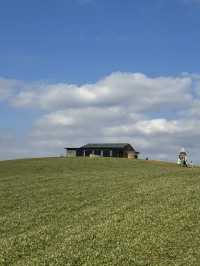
0;158;200;265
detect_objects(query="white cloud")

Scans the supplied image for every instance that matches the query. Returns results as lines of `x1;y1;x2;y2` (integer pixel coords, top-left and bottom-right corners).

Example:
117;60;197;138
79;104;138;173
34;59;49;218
11;72;193;112
0;78;20;101
1;72;200;162
105;119;179;136
135;119;179;135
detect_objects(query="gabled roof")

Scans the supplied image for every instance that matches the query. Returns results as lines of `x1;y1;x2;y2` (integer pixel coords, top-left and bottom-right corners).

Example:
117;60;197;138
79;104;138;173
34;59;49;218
81;143;134;149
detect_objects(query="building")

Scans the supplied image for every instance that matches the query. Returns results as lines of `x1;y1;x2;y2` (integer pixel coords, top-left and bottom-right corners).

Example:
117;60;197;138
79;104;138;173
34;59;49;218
65;143;139;159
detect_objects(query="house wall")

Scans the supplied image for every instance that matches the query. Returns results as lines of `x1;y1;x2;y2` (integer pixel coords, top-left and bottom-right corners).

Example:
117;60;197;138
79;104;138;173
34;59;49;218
66;149;77;157
127;151;138;159
76;148;137;158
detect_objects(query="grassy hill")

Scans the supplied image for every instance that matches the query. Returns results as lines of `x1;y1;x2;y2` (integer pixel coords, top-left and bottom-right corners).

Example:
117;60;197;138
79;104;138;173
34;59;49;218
0;157;200;266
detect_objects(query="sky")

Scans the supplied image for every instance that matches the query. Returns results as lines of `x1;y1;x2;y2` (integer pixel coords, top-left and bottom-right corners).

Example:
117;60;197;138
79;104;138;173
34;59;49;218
1;0;200;162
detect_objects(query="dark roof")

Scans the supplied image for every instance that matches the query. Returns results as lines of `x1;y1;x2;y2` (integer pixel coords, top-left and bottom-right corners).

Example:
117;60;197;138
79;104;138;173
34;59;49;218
81;143;133;149
65;147;79;150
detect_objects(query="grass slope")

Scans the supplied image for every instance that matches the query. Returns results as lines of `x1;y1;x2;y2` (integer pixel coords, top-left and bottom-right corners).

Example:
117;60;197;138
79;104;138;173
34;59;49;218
0;158;200;265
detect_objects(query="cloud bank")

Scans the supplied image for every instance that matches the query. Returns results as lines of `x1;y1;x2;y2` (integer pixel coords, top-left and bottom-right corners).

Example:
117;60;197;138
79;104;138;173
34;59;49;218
1;72;200;162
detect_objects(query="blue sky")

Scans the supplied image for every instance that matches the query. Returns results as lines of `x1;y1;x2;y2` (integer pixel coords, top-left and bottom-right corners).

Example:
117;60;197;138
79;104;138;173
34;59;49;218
1;0;200;161
1;0;200;82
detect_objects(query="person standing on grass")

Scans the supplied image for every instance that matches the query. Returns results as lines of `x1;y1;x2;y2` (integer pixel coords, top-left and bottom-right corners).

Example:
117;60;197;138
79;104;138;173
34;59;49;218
177;157;181;166
183;159;187;167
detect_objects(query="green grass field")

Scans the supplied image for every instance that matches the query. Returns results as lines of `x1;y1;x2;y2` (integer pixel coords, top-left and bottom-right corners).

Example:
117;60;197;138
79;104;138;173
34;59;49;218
0;157;200;265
